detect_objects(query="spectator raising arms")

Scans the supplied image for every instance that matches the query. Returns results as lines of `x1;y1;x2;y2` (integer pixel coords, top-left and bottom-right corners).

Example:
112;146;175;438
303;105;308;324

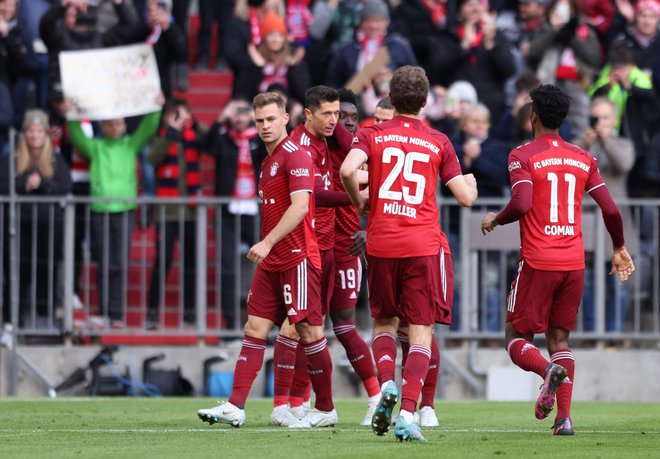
67;93;164;328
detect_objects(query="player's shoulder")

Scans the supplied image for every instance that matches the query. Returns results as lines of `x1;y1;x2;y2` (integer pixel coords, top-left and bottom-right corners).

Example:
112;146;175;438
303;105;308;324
561;139;597;161
276;137;302;154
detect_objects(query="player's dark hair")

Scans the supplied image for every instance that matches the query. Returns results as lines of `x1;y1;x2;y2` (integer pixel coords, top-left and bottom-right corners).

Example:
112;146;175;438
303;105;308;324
337;88;358;106
305;85;339;112
253;92;286;111
376;96;393;110
389;66;428;115
529;84;570;130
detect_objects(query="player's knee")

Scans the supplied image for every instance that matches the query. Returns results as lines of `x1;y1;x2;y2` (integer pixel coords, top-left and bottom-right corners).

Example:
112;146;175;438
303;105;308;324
295;322;324;344
243;317;271;340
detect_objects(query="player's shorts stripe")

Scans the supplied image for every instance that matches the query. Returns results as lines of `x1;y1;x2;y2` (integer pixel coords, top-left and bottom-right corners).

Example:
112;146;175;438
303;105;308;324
508;260;524;313
440;247;447;303
511;179;533;189
297;259;307;311
357;257;363;294
587;182;606;194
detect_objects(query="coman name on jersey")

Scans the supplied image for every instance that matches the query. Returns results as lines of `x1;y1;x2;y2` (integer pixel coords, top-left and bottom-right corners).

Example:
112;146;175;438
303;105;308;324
383;201;417;218
544;225;575;236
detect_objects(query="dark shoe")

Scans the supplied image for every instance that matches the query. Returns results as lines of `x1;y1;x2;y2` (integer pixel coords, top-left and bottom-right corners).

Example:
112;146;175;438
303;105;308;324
552;417;574;435
535;363;567;420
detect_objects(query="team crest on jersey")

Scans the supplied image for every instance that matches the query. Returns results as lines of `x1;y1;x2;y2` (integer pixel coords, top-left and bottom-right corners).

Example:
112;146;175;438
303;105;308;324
270;162;279;176
351;136;359;144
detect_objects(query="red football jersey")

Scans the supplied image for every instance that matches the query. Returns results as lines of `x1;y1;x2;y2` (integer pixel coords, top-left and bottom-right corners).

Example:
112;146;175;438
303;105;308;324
290;124;336;251
330;143;361;262
507;133;605;270
351;116;462;258
259;137;321;272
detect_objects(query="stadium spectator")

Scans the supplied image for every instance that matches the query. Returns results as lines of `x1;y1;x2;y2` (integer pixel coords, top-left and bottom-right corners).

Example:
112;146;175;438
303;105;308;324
608;0;660;73
147;98;204;329
131;0;187;96
307;0;363;85
203;98;266;330
326;0;417;89
17;0;51;110
39;0;140;100
576;97;637;332
423;0;516;126
0;109;71;326
223;0;286;102
1;0;39;130
341;65;478;443
481;84;635;436
67;94;163;328
589;44;656;197
197;91;337;429
194;0;233;70
527;0;601;138
238;11;310;103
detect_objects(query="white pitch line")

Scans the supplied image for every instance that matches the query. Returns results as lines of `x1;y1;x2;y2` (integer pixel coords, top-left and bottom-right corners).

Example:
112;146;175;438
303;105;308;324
0;428;657;435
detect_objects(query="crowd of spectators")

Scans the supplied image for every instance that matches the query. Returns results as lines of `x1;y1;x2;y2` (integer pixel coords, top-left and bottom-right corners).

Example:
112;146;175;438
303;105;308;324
1;0;659;332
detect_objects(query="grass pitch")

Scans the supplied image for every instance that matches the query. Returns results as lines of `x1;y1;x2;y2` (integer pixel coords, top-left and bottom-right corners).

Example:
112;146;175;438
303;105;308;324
0;398;658;458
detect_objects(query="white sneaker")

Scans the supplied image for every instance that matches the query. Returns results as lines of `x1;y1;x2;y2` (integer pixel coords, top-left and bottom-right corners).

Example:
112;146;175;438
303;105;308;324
197;401;245;427
289;404;309;420
418;406;439;428
288;408;338;428
269;405;300;427
360;394;381;426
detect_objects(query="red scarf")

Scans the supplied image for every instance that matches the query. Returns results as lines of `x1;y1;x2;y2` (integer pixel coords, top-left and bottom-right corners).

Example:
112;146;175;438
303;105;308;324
356;30;386;70
155;125;202;203
249;7;262;45
421;0;447;27
227;126;259;200
457;23;483;64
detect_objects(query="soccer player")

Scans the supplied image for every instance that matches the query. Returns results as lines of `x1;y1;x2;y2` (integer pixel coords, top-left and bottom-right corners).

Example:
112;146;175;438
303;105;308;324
341;66;478;442
197;92;337;429
481;84;635;435
372;96;442;428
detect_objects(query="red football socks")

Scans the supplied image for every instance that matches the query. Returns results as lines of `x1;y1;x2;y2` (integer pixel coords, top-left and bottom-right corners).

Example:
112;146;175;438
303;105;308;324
507;338;549;377
400;344;431;414
372;332;397;384
420;338;440;409
228;335;267;409
303;337;334;412
273;334;298;407
551;349;575;421
289;342;310;408
334;322;380;397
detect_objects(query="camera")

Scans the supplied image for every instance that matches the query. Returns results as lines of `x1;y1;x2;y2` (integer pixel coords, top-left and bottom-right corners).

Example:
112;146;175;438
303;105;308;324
589;116;598;129
75;5;98;27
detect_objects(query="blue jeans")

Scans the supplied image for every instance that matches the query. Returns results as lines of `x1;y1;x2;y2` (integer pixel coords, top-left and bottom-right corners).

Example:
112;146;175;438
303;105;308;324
582;261;628;332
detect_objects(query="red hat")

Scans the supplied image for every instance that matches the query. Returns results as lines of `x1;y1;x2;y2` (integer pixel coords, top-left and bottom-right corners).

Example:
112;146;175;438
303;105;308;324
260;12;288;38
636;0;660;16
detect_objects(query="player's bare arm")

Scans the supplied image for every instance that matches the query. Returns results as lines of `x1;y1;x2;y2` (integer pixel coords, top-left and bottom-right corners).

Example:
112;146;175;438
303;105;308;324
447;173;478;207
247;191;310;264
340;148;369;215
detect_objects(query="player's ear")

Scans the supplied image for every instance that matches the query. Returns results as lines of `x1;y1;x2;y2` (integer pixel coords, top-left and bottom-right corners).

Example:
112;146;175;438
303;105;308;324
283;112;290;125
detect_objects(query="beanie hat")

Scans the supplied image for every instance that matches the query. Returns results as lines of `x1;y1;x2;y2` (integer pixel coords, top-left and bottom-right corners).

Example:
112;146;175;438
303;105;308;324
361;0;390;21
23;109;50;132
447;80;478;105
260;12;288;38
635;0;660;16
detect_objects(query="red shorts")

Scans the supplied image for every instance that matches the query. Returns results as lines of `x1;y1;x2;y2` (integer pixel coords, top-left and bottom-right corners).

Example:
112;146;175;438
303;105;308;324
320;248;335;315
330;256;362;311
367;249;454;326
247;258;323;326
506;258;584;334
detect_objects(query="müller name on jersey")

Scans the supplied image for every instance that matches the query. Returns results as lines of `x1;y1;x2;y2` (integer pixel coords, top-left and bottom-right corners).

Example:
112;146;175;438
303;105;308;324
383;201;417;218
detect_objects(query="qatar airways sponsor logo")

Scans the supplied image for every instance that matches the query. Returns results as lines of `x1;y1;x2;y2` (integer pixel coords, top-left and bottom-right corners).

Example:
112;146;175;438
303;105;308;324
290;168;310;177
383;201;417;218
508;161;522;172
544;225;575;236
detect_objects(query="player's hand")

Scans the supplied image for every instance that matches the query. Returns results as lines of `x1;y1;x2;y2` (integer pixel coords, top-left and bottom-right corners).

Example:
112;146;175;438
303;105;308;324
348;230;367;257
610;246;635;283
481;212;498;235
247;240;273;264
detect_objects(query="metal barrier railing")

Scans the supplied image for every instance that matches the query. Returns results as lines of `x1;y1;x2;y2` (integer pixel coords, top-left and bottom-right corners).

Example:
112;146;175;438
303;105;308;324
1;195;659;342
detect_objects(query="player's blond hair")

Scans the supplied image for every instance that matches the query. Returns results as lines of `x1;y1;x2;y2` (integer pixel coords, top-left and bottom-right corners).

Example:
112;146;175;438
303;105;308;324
253;92;286;111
